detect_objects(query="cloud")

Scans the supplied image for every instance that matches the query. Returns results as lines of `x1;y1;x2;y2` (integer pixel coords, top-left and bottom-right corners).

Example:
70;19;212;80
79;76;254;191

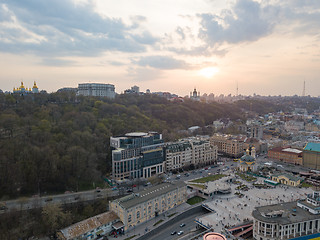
132;55;191;70
127;67;164;81
40;58;77;66
0;0;157;59
198;0;276;47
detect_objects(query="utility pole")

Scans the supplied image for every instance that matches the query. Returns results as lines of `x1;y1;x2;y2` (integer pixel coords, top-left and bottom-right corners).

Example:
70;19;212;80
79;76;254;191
302;80;306;97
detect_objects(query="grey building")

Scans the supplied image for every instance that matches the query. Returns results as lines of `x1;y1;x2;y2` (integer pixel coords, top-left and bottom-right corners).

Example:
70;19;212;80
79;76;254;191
252;191;320;240
77;83;115;98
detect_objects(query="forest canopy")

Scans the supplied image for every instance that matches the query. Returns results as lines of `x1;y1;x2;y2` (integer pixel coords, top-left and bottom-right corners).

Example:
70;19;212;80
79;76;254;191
0;92;309;198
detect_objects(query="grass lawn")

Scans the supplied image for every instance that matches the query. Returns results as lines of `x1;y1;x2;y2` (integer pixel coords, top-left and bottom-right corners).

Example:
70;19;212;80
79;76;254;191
300;182;313;188
236;172;257;182
190;174;226;183
187;196;205;205
153;219;164;226
167;212;177;218
124;235;136;240
188;183;206;189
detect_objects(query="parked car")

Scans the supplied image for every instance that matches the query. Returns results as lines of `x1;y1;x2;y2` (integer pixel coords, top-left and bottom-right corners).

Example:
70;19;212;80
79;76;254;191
177;231;184;235
171;231;177;235
180;223;186;227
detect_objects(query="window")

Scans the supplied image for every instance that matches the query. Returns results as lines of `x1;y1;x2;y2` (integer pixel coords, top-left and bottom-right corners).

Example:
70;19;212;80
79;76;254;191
155;203;158;210
128;214;132;223
137;211;140;219
148;206;151;214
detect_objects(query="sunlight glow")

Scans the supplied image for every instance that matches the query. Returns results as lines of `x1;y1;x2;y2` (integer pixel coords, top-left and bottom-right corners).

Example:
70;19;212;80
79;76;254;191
199;67;219;78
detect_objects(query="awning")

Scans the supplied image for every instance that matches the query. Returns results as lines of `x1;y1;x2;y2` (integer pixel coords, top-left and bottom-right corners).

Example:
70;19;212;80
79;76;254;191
112;221;124;230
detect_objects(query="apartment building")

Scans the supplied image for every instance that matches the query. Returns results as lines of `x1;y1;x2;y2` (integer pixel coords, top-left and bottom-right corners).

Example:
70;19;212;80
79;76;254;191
210;134;244;158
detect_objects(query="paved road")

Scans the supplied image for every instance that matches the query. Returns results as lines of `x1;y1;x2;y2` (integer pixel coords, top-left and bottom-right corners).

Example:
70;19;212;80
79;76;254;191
147;211;203;240
0;188;121;214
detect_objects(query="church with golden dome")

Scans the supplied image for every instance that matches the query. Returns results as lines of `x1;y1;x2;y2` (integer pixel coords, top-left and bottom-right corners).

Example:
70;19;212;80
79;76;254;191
13;81;39;94
238;147;257;172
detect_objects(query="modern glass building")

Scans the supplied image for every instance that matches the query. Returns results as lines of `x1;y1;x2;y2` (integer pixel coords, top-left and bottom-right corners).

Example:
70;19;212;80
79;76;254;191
110;132;164;181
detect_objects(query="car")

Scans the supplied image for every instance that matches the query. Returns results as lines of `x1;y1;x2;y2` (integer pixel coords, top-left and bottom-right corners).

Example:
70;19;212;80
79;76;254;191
171;231;177;235
127;189;133;193
180;223;186;227
132;184;137;188
112;187;118;191
74;196;80;200
45;197;53;202
177;231;184;235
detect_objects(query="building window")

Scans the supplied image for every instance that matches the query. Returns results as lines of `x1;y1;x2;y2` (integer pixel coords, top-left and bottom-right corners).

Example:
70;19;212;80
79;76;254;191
128;214;132;223
148;206;151;214
137;211;140;219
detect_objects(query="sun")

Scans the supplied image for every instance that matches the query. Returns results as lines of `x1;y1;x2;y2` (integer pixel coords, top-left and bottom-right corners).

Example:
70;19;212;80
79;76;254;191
199;67;219;78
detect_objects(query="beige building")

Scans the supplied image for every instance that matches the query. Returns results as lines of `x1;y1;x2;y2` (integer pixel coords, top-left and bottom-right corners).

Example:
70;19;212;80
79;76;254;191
110;182;187;231
165;141;192;170
165;138;217;172
210;134;244;157
271;173;303;187
190;139;217;166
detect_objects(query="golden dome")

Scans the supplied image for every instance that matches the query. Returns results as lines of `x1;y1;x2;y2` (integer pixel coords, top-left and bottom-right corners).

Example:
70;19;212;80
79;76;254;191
20;81;25;88
33;81;38;89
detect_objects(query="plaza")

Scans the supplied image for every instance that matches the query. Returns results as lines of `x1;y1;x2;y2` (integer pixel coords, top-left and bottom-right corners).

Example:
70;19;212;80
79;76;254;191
195;170;313;236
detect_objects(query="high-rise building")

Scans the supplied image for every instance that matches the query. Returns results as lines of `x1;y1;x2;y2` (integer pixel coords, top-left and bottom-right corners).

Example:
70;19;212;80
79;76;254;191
110;132;164;181
77;83;115;98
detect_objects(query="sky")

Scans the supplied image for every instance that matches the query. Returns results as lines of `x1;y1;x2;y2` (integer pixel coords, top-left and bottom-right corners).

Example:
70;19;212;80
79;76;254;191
0;0;320;96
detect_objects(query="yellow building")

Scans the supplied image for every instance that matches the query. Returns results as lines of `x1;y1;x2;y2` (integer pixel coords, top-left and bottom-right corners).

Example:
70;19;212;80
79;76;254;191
110;181;187;231
238;148;257;172
271;173;303;187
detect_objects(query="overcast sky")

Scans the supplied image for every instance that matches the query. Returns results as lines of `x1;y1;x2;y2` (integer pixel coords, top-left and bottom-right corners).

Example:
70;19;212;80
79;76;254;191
0;0;319;96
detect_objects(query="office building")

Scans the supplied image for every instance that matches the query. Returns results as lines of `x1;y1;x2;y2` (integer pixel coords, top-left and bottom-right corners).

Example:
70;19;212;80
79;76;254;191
110;181;187;231
252;191;320;240
110;132;164;181
77;83;115;98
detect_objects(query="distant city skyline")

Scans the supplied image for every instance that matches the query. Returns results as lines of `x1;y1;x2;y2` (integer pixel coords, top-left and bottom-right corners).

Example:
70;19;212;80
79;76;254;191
0;0;320;96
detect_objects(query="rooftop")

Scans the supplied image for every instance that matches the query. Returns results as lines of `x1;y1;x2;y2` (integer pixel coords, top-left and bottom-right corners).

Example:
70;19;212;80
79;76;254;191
272;173;303;182
252;201;320;224
114;181;186;209
304;142;320;152
59;211;119;239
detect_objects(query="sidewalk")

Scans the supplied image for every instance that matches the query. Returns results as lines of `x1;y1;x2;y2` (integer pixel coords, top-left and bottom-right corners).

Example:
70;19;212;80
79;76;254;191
114;203;192;240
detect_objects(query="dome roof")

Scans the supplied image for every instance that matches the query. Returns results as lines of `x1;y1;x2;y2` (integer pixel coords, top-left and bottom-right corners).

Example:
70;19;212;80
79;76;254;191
240;153;255;162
